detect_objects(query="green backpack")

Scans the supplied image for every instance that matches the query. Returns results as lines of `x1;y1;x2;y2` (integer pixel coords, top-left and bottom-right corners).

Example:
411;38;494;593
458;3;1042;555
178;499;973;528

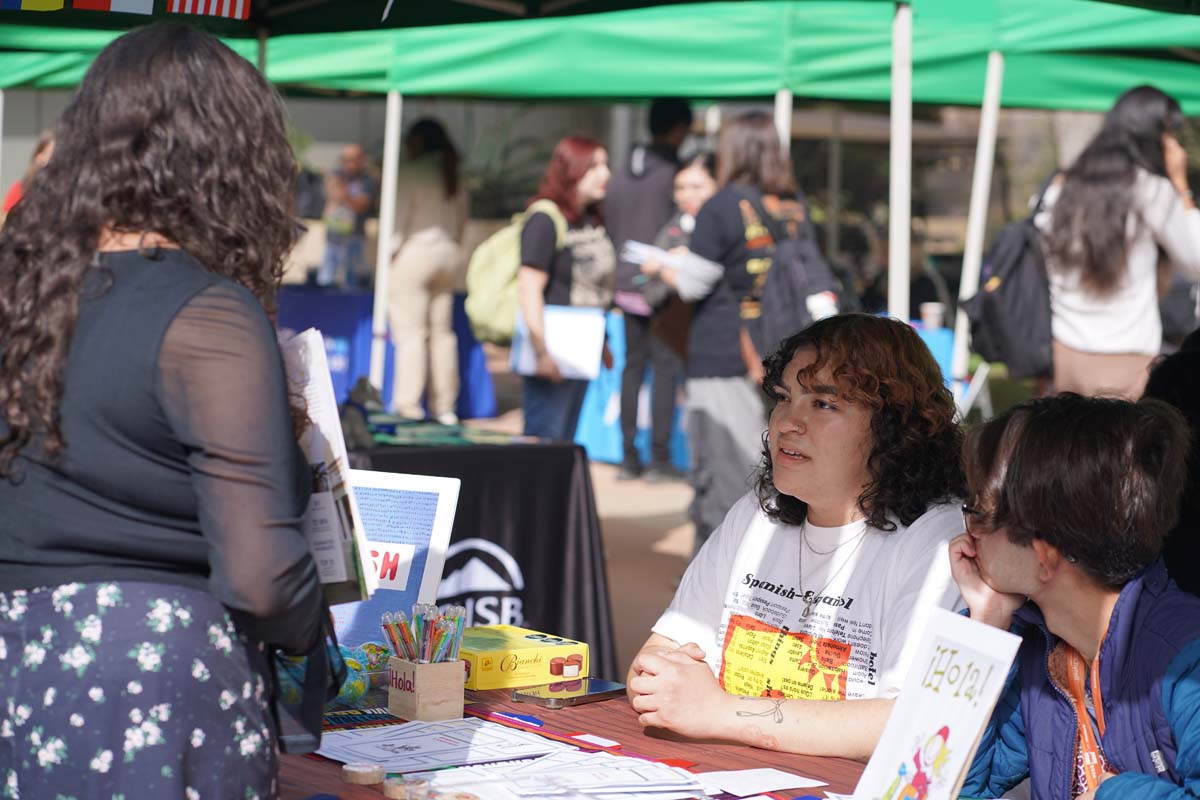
465;199;568;345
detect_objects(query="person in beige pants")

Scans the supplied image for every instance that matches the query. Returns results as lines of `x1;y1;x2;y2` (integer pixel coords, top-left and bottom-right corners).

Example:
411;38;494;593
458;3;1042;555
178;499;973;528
388;119;468;424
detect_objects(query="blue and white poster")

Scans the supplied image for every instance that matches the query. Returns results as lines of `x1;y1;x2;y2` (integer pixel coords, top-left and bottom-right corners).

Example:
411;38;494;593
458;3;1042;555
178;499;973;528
331;469;459;648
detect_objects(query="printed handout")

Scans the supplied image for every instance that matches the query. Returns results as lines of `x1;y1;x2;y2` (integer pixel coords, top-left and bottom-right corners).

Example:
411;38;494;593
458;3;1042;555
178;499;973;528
280;327;376;604
330;469;458;648
316;717;574;774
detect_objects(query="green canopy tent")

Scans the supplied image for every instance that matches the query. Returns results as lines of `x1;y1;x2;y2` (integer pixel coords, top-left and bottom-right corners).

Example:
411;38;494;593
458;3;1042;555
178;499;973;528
7;0;1200;380
0;0;916;380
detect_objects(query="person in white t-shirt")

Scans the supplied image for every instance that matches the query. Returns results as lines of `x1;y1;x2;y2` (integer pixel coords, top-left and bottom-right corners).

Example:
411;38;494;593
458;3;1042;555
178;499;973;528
628;313;966;759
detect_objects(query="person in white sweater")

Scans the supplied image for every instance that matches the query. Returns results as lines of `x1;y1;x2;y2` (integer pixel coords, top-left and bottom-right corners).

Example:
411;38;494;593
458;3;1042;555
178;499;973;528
388;118;468;424
1038;84;1200;399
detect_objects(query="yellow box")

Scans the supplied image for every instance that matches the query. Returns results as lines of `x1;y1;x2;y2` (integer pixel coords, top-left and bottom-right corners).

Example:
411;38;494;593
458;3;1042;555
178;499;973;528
458;625;589;691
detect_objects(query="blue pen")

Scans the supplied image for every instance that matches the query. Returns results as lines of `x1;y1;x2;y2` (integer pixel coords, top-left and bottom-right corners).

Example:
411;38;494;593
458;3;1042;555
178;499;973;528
495;712;544;727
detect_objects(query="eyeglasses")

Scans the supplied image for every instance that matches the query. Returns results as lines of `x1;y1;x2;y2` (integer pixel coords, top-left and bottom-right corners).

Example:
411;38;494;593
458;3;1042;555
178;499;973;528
961;502;1079;563
961;503;988;535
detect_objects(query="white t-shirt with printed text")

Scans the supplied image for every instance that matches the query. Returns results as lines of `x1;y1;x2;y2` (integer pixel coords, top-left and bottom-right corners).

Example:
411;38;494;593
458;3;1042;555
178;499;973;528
653;494;963;702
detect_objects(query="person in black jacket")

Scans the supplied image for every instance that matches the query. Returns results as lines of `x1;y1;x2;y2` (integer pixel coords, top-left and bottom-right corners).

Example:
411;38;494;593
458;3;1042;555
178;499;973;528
0;26;323;798
1142;328;1200;596
606;98;693;481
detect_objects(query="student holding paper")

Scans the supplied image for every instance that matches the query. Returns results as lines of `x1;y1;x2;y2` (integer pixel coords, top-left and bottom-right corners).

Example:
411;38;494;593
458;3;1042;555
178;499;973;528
517;136;617;440
953;394;1200;800
629;314;965;759
0;27;323;798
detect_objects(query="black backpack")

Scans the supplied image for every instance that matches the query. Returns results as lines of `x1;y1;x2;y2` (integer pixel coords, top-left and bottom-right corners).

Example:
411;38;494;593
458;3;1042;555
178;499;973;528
962;181;1054;380
738;190;842;357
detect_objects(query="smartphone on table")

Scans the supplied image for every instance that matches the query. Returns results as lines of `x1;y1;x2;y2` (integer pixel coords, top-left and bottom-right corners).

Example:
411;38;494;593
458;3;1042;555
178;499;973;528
511;678;626;709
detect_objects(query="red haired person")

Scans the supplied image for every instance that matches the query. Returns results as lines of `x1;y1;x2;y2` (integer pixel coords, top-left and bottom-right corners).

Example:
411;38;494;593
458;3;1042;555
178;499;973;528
517;136;616;440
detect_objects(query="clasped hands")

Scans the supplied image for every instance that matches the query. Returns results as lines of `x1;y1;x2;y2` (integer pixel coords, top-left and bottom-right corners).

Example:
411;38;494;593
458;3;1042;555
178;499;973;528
627;641;731;739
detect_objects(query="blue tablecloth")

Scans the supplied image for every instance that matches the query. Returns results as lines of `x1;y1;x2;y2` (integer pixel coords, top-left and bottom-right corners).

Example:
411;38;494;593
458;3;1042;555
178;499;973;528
276;287;496;419
573;312;689;469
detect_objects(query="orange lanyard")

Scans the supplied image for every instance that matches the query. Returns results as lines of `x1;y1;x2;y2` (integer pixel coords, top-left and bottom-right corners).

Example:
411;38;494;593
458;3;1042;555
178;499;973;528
1064;644;1107;793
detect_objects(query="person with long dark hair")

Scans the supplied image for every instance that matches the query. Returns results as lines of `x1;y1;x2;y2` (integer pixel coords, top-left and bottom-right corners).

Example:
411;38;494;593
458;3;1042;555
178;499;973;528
0;26;323;796
1041;84;1200;398
388;118;468;424
517;136;615;440
666;111;837;554
629;314;964;759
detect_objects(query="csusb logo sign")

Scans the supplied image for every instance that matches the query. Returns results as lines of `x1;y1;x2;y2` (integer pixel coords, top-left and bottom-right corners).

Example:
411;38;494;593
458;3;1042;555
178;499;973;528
436;538;525;627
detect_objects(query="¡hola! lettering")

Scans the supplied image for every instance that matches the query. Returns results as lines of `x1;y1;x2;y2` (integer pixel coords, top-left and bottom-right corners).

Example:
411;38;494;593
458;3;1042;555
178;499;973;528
390;669;417;693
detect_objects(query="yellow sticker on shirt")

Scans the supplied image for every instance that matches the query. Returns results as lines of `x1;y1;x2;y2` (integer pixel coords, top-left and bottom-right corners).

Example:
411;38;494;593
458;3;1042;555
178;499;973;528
719;613;852;701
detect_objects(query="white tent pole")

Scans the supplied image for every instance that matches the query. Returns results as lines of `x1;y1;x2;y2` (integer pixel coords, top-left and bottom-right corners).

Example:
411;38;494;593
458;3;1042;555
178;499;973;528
369;90;403;390
257;29;268;72
704;103;721;147
888;1;912;320
828;105;843;260
774;88;793;151
952;50;1005;402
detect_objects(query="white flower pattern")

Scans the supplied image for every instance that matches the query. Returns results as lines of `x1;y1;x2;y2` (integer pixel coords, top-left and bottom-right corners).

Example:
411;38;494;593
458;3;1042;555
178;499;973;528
3;582;275;795
90;749;113;774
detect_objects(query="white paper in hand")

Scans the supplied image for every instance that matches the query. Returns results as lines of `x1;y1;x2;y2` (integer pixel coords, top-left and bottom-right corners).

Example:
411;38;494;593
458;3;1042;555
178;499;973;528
510;305;606;381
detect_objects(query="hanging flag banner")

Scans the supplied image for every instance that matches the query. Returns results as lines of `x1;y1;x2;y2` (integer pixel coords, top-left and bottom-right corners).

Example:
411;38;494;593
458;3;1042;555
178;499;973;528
73;0;153;13
1;0;65;10
168;0;248;19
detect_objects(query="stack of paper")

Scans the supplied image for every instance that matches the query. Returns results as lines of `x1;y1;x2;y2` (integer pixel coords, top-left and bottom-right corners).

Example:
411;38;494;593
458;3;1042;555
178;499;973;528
407;750;710;799
316;718;575;773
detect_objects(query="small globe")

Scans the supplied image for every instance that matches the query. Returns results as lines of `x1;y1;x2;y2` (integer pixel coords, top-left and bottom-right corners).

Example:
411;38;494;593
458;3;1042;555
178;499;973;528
330;667;368;708
358;641;391;671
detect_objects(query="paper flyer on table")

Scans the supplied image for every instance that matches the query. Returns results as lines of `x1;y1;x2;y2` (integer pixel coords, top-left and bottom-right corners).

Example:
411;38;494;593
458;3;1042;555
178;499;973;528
852;608;1021;800
316;717;572;774
280;328;376;604
510;305;606;381
330;469;458;648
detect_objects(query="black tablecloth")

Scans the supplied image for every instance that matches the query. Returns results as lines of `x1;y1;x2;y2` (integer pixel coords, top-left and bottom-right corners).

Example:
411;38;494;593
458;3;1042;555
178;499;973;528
364;442;618;680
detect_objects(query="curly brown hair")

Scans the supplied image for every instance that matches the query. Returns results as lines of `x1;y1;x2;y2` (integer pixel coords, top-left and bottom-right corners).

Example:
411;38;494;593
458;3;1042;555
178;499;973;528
755;314;965;530
0;25;299;477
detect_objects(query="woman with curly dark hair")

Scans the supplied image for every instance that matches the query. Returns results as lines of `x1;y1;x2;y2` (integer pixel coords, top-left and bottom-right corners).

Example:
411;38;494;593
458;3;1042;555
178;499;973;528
0;26;322;797
628;314;964;760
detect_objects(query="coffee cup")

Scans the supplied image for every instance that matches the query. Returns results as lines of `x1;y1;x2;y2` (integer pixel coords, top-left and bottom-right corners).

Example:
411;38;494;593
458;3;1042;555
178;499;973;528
919;302;946;330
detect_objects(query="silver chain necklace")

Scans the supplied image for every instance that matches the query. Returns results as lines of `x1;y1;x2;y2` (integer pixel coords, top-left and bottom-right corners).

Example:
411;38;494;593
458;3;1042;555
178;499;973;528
802;525;868;556
798;524;868;618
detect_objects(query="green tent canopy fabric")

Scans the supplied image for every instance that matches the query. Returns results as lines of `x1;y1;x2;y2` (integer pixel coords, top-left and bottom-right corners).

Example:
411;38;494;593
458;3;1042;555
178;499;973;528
5;0;1200;111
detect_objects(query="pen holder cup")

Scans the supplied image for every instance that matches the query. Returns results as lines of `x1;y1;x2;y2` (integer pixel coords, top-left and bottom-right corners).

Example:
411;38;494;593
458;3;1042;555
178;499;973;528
387;657;465;722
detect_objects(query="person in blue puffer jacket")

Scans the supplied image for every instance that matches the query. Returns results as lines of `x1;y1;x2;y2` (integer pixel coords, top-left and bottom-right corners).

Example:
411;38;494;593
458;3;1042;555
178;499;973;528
950;393;1200;800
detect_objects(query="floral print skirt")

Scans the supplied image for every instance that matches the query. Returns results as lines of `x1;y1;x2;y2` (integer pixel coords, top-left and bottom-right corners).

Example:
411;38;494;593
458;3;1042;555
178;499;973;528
0;581;278;800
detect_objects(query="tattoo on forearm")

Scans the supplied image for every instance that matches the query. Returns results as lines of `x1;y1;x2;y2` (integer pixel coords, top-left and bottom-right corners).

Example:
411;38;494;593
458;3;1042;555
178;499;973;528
735;698;785;724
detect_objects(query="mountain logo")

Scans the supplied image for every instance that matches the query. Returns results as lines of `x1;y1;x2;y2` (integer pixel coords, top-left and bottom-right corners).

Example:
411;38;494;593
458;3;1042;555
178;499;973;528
437;538;526;627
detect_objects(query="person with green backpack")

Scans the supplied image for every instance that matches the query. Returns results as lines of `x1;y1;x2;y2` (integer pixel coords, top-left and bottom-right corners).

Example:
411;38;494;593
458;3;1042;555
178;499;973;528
516;136;616;440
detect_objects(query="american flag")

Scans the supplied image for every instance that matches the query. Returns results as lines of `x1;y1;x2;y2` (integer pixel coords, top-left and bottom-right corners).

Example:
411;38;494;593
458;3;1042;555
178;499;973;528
168;0;249;18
